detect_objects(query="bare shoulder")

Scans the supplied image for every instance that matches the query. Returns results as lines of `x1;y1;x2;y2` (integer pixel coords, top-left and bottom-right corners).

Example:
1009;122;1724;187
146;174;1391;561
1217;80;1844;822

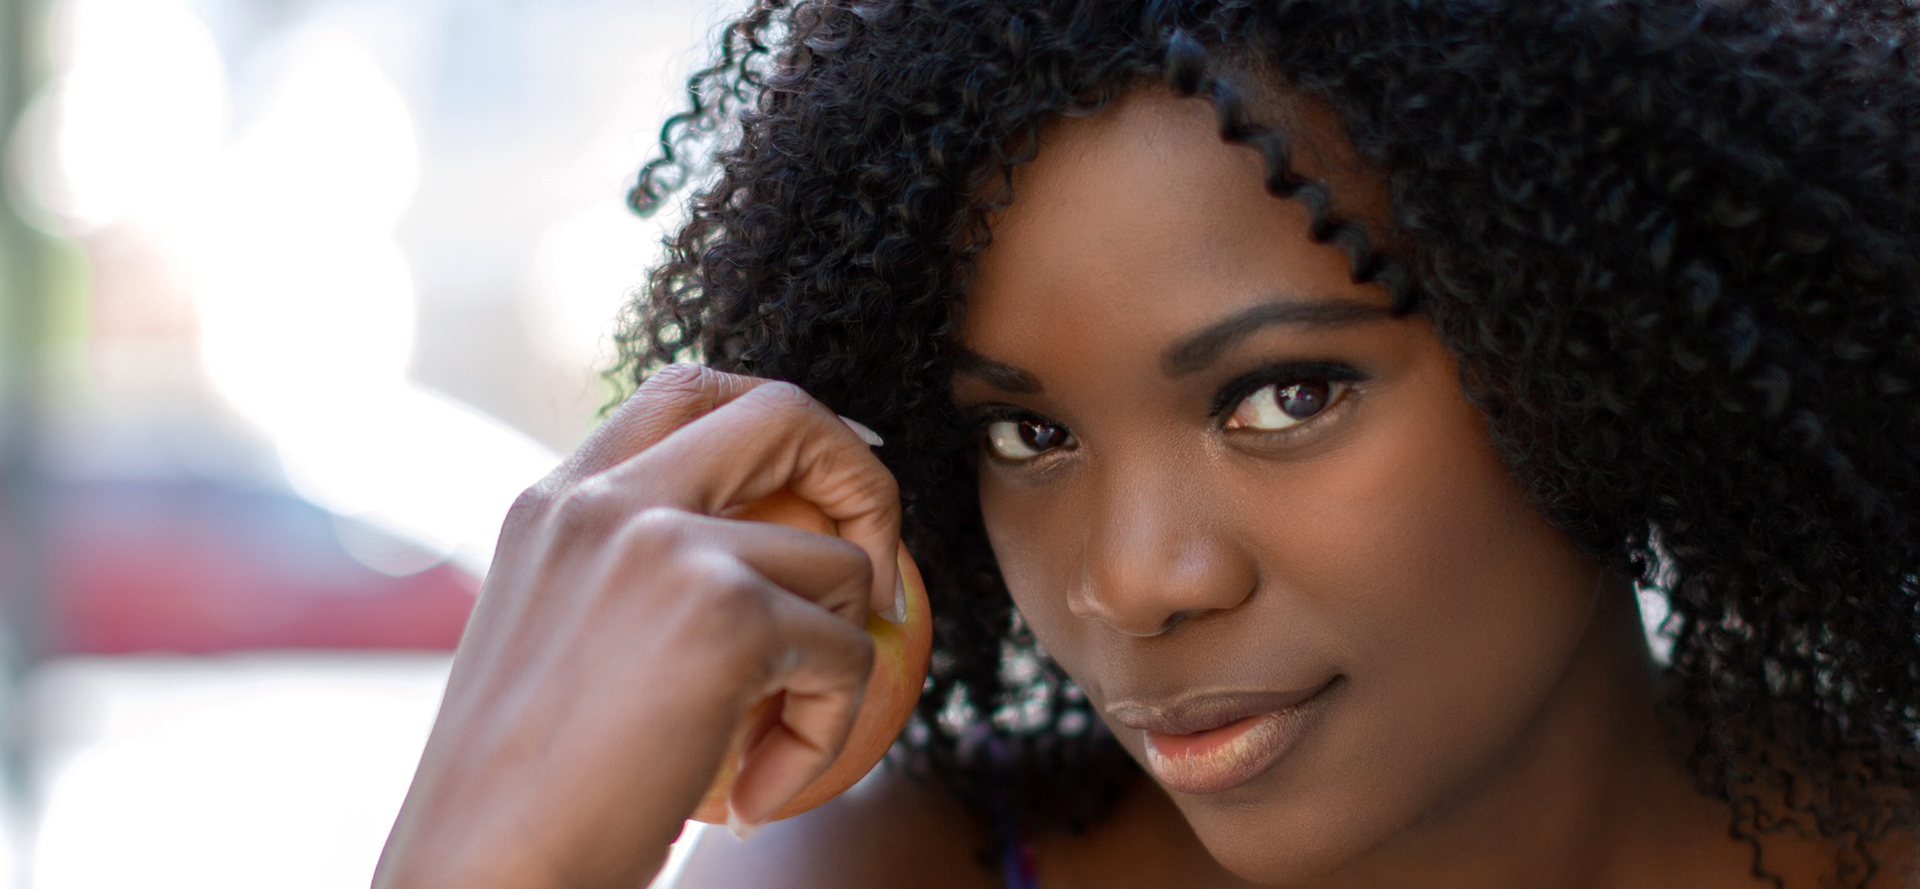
666;761;1002;889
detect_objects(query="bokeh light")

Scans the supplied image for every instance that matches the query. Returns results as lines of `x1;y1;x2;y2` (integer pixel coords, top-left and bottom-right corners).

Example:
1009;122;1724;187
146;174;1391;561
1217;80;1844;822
0;0;728;885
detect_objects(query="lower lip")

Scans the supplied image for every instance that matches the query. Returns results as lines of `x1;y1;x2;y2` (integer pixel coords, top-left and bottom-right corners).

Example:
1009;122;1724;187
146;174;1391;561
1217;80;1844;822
1141;683;1334;796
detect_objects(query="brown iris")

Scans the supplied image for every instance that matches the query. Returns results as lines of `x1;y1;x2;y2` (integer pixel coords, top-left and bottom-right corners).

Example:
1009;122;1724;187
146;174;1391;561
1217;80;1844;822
1020;420;1070;451
1277;381;1331;418
1225;379;1345;432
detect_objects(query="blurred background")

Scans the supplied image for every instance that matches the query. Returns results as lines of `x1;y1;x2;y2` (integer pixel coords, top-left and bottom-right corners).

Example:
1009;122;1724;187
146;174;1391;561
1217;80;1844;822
0;0;723;884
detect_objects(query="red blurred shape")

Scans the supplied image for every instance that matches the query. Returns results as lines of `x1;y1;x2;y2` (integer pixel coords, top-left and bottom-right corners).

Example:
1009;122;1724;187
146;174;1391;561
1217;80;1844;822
42;478;478;654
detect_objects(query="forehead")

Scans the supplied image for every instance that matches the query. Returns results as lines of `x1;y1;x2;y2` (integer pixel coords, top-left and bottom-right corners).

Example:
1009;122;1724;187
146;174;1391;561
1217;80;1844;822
961;87;1393;359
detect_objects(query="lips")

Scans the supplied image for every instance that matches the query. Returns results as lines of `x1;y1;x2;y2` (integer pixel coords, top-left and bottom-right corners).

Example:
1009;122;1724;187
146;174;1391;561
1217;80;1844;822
1105;681;1333;735
1105;678;1340;795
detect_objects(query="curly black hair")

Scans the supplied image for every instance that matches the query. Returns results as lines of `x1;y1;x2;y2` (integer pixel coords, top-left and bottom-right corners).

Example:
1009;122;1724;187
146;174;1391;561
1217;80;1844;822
609;1;1920;885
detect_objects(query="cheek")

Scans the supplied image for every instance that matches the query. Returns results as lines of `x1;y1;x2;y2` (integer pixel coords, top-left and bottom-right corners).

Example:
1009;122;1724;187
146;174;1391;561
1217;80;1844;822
977;478;1107;677
1275;365;1603;805
1293;422;1595;665
979;485;1061;617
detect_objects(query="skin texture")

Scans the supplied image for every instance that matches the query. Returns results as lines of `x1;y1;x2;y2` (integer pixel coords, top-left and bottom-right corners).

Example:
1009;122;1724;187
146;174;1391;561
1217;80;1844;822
692;490;933;824
379;79;1918;889
380;0;1920;877
618;3;1920;881
673;84;1914;889
374;367;908;889
947;87;1816;889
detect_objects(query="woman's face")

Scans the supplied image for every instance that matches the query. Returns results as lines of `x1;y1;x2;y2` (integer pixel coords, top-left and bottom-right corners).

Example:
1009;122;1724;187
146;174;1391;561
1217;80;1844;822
953;88;1615;881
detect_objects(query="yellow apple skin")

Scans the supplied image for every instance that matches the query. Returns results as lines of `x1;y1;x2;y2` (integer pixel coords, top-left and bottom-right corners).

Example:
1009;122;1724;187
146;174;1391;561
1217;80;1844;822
689;491;933;824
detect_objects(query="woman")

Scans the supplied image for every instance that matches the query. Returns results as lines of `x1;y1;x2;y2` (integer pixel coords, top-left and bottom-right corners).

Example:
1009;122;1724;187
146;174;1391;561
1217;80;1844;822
374;1;1920;887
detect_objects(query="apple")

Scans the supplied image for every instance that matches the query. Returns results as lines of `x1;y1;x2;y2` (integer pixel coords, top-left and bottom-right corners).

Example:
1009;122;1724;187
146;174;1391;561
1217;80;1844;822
689;490;933;824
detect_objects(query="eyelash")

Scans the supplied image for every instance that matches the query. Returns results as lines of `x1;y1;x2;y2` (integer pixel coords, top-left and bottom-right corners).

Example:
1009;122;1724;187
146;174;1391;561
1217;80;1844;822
966;404;1071;465
966;361;1368;465
1208;361;1368;420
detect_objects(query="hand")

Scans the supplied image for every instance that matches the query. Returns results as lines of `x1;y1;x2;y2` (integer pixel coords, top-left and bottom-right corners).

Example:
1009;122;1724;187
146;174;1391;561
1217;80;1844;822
372;364;902;889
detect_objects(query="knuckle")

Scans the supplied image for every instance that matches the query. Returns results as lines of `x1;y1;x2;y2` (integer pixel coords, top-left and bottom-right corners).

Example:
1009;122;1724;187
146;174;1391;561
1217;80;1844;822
828;535;876;585
642;362;713;394
687;563;779;660
548;477;629;536
620;363;719;419
506;478;561;525
743;379;816;415
672;549;760;613
868;466;902;504
621;505;693;554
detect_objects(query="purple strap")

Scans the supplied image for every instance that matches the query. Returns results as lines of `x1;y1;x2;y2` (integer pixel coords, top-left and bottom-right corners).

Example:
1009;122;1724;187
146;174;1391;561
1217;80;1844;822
979;730;1040;889
999;825;1039;889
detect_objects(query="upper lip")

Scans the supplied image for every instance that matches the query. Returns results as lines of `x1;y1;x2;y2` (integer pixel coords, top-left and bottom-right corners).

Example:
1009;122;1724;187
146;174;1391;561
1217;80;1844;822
1104;680;1336;736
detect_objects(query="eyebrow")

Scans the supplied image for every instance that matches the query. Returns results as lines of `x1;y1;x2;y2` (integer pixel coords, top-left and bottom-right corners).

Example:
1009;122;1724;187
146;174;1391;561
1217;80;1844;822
952;295;1393;393
1161;297;1393;378
952;348;1044;393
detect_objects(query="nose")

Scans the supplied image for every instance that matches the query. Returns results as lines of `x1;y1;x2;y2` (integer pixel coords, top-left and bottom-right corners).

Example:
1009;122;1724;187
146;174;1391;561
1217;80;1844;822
1068;467;1256;637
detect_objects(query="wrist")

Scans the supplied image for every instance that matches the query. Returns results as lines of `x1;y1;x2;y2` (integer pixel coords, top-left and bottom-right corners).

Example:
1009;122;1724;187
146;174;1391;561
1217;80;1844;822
373;822;674;889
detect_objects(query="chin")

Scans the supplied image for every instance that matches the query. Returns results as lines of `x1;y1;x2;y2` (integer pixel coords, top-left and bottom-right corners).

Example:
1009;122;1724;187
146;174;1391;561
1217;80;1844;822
1172;784;1404;886
1194;819;1356;885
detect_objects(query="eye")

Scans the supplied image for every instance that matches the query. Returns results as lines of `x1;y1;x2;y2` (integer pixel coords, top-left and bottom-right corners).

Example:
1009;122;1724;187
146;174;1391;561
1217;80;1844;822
983;416;1076;462
1224;379;1352;432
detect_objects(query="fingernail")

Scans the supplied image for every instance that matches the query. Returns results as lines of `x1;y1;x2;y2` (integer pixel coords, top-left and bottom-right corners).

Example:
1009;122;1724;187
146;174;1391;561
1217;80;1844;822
839;415;885;447
727;803;763;841
881;574;907;624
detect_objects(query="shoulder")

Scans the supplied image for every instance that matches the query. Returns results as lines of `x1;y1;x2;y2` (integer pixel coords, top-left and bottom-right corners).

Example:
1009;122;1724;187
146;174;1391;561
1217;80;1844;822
662;761;1003;889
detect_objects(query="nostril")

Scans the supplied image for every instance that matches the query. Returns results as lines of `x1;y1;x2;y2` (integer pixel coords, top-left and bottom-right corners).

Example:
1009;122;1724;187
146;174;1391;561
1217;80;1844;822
1067;589;1190;637
1112;609;1188;639
1071;521;1257;636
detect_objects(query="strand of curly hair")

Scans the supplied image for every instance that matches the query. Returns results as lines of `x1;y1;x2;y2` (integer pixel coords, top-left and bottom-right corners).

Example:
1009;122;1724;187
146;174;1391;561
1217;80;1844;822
608;1;1920;884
